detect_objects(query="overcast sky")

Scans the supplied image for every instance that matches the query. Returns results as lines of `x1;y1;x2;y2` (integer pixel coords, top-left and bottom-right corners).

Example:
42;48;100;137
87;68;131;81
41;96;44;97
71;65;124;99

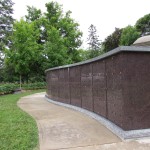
12;0;150;48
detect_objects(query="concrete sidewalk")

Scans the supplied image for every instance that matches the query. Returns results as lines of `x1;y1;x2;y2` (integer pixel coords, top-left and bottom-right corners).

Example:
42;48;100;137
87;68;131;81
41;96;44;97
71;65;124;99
18;93;150;150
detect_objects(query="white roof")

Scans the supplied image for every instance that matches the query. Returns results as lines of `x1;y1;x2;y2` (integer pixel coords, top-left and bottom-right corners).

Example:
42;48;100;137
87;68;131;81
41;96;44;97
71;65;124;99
133;35;150;46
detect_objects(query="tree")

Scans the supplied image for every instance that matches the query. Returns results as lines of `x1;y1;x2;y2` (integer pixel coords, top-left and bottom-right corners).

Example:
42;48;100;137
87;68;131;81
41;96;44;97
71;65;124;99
5;19;41;85
25;6;45;46
44;2;82;64
25;2;83;69
135;13;150;36
59;10;82;62
87;24;101;58
102;28;122;52
25;6;46;78
120;25;140;46
0;0;14;67
4;1;83;83
25;2;82;67
43;26;70;69
25;6;42;22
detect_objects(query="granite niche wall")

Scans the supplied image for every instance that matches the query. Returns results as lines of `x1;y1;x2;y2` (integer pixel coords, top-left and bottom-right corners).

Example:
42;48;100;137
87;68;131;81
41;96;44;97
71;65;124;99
45;46;150;131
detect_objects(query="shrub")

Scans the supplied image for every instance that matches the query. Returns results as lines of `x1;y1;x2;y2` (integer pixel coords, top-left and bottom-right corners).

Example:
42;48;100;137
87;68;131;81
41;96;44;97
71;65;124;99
0;82;46;95
22;82;46;90
0;83;18;95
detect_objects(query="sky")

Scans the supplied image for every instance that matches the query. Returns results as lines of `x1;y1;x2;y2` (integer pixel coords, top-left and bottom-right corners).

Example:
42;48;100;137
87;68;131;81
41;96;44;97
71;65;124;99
12;0;150;48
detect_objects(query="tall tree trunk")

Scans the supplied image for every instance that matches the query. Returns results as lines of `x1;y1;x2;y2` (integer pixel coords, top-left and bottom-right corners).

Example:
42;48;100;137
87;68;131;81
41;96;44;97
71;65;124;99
20;74;22;90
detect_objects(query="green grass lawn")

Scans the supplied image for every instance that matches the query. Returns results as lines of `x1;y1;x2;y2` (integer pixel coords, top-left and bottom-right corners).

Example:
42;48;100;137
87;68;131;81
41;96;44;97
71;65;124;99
0;90;45;150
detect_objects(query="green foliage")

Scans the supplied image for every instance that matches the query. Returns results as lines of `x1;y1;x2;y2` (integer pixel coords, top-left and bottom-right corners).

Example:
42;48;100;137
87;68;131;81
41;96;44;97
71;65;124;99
0;90;45;149
0;82;46;95
120;25;140;46
135;13;150;35
0;66;18;82
103;13;150;50
77;49;90;61
44;2;82;64
25;6;42;22
43;26;70;69
22;82;46;90
0;0;14;67
3;1;82;83
0;83;17;95
76;48;105;61
87;49;101;59
5;19;41;81
103;28;122;52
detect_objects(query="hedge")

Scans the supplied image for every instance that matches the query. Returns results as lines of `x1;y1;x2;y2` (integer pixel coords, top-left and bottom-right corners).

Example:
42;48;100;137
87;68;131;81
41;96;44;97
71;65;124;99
0;82;46;95
0;83;18;95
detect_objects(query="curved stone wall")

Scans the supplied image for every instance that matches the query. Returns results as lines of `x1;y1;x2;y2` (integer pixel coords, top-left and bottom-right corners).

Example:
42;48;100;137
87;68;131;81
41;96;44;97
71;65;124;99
46;46;150;131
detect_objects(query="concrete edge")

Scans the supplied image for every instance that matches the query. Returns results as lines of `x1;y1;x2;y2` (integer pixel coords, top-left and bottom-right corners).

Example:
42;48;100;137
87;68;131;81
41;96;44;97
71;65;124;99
45;95;150;140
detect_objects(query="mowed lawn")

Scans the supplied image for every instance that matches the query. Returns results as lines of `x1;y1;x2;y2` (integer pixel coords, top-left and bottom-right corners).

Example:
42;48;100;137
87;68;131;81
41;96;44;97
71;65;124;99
0;90;45;150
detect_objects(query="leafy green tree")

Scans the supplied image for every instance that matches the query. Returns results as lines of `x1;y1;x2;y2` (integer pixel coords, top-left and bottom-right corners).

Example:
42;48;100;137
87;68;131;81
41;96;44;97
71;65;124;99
25;2;82;68
5;19;41;85
4;1;82;83
44;2;82;64
135;13;150;36
87;24;101;58
120;25;140;46
43;26;70;69
25;6;45;46
0;0;14;67
0;65;18;82
103;28;122;52
25;6;46;79
25;6;42;22
59;11;82;62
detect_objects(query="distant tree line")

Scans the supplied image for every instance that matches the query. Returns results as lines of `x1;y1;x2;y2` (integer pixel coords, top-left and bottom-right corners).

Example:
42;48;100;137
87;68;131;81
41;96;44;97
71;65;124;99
81;13;150;59
102;13;150;52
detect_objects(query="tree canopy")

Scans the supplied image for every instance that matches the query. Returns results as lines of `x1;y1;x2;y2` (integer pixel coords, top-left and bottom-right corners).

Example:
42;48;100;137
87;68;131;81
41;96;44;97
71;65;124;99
5;19;41;81
135;13;150;36
5;1;83;82
102;28;122;52
120;25;140;46
25;6;42;22
0;0;14;67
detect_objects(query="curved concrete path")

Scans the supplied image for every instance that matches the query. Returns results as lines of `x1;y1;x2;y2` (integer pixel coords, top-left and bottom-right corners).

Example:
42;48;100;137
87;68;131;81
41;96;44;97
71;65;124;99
18;93;150;150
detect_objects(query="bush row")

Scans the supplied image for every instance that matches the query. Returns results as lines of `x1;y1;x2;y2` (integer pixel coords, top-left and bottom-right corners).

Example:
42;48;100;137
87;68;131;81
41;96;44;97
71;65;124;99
0;82;46;95
0;83;18;95
22;82;46;90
